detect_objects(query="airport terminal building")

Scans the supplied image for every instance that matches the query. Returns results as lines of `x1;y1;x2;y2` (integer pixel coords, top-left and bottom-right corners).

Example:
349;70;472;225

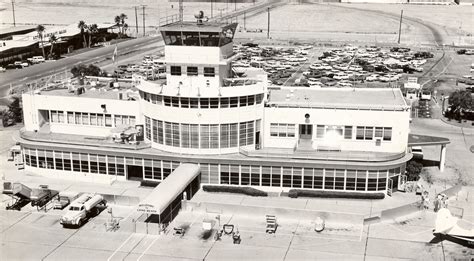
19;20;412;194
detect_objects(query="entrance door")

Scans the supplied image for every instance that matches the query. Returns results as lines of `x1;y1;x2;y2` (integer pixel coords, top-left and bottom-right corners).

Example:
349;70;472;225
299;124;313;139
127;165;143;180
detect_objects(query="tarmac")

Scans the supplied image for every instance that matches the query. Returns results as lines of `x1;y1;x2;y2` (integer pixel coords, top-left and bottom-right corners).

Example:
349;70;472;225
1;122;473;260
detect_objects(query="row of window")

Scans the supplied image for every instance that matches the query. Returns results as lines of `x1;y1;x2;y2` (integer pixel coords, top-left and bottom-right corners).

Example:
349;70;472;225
316;125;391;141
23;147;402;192
145;117;258;149
50;110;136;127
170;66;215;77
217;166;401;191
356;126;392;141
162;30;233;47
23;148;182;180
141;91;264;109
270;123;296;137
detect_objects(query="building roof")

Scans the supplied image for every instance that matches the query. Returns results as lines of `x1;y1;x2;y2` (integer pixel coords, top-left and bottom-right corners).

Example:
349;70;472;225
268;87;408;111
0;25;37;39
159;21;237;33
137;164;200;214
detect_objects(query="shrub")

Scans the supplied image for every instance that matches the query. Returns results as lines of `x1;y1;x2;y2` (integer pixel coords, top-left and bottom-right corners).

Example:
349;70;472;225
406;160;423;181
202;185;267;197
287;189;385;200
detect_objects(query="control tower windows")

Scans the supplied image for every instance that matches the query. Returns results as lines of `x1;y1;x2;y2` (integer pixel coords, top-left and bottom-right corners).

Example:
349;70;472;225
200;32;220;47
204;67;215;77
171;66;181;76
187;66;198;76
182;31;200;46
163;31;183;46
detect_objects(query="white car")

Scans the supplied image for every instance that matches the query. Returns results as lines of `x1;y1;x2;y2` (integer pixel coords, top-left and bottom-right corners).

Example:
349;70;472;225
333;73;349;80
411;146;423;160
366;74;378;81
0;66;5;72
337;81;353;87
31;56;45;63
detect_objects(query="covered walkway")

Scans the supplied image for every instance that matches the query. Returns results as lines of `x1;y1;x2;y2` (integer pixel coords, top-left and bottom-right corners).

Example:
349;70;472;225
137;163;200;224
408;134;450;172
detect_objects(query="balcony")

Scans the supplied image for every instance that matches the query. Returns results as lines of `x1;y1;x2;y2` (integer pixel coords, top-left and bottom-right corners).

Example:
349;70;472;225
20;125;150;151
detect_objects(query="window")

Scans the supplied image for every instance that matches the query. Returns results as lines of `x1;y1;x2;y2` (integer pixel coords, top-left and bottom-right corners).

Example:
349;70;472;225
75;112;81;125
182;31;200;46
90;113;97;126
247;95;255;106
324;169;335;190
210;98;219;108
165;122;172;146
158;120;164;144
270;123;295;138
181;98;190;108
383;127;392;141
220;97;229;108
282;167;292;188
200;98;209;109
356;126;364;140
67;112;74;124
239;96;247;107
171;97;179;108
190;124;199;148
344;126;352;140
204;67;215;77
375;127;383;139
170;66;181;76
187;66;198;76
220;124;229;148
171;122;180;147
365;126;374;140
250;165;260;186
97;113;104;126
181;124;190;148
356;170;367;191
114;115;121;127
256;94;264;104
200;124;210;149
105;114;112;127
82;113;89;125
271;166;281;187
162;31;183;45
145;117;151;141
164;96;171;106
229;123;238;147
334;169;345;190
190;98;199;108
230;97;238;108
346;170;356;190
303;168;313;189
316;125;325;139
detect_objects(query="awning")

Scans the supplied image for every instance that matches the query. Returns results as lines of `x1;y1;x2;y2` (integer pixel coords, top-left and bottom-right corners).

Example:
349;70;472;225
137;164;200;214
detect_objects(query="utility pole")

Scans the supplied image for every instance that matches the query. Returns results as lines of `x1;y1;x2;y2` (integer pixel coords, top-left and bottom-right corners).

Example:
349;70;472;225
267;7;270;39
211;0;213;18
235;0;237;11
142;5;146;37
135;6;139;37
244;12;246;30
397;10;403;44
179;0;183;22
11;0;16;27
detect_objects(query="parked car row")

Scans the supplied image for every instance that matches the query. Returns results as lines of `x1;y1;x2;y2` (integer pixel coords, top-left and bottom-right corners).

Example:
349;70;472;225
232;43;311;85
299;45;433;87
2;56;45;71
114;54;166;80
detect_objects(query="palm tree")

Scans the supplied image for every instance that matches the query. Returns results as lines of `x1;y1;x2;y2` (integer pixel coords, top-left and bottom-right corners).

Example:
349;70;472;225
87;24;98;48
114;13;128;37
36;25;46;58
77;20;88;48
48;34;57;59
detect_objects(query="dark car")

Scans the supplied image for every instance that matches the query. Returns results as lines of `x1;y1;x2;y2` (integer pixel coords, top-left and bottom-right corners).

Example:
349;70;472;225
243;43;258;48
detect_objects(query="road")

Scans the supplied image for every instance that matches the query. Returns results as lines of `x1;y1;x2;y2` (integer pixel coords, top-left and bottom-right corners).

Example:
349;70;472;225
0;36;163;106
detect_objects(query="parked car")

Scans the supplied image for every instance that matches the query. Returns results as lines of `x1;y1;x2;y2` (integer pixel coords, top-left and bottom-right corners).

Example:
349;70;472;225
31;56;45;63
411;146;423;160
0;66;5;72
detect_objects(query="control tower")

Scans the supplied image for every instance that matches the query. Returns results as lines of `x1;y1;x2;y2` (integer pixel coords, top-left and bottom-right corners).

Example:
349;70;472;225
136;14;267;154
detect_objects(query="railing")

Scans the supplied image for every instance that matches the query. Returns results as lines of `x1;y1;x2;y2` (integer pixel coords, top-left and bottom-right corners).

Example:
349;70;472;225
239;146;408;162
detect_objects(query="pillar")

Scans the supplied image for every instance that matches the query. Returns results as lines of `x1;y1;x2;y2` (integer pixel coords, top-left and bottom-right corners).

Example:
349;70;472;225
439;145;446;172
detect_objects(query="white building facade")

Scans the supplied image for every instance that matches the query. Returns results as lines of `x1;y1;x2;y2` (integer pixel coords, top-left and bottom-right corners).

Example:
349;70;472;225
19;21;412;193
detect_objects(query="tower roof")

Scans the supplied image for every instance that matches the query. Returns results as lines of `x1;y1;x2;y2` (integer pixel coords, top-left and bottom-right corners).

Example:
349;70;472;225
159;21;237;33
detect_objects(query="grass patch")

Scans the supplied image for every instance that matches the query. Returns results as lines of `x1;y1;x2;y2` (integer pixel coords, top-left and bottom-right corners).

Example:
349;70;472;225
288;189;385;200
202;185;268;197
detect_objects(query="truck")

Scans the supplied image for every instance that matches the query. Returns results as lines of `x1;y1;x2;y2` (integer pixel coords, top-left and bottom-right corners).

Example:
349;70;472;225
30;185;59;209
52;191;80;210
60;194;107;227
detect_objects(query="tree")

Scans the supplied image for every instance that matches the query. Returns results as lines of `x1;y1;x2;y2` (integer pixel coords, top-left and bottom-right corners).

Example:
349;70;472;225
36;25;46;58
406;160;423;181
48;34;57;59
448;90;473;120
114;13;128;37
70;64;102;77
87;24;99;48
8;97;22;123
78;20;88;48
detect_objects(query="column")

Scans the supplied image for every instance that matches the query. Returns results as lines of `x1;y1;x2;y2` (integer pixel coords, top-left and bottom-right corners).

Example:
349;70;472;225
439;145;446;172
